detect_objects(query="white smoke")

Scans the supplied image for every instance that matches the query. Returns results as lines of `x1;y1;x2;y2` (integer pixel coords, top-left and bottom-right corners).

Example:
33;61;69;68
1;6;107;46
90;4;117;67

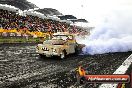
76;9;132;55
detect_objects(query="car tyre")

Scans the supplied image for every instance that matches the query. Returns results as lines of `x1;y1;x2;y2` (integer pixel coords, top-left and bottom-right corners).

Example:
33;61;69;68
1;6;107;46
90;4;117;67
39;54;44;58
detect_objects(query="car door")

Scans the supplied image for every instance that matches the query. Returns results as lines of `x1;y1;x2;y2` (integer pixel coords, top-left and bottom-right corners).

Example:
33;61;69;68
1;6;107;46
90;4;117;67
67;35;75;54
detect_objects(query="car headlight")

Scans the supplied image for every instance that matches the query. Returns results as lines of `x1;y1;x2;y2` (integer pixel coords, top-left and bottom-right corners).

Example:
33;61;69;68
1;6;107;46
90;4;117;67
42;47;49;51
52;49;56;52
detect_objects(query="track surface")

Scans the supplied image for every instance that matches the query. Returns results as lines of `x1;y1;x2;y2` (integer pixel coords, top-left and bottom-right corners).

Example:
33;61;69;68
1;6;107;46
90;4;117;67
0;44;131;88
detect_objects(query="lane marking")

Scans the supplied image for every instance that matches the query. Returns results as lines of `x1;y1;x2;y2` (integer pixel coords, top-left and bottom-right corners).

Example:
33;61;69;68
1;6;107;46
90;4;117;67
0;60;8;62
99;54;132;88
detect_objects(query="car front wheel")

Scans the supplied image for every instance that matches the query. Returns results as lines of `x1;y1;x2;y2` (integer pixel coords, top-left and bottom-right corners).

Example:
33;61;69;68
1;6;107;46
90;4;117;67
39;54;45;58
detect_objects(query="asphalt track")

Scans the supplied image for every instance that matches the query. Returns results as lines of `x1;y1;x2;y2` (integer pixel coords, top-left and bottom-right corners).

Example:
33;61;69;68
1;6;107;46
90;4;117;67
0;44;131;88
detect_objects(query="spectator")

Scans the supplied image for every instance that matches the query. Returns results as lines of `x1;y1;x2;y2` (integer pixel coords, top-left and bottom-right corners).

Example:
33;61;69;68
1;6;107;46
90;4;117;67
0;8;83;37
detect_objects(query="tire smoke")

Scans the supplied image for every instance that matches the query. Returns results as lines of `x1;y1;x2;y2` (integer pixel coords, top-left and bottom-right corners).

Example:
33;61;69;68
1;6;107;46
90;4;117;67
76;10;132;55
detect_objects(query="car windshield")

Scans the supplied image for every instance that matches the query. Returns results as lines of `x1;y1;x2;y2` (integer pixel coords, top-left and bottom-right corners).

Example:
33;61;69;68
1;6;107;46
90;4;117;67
52;35;68;40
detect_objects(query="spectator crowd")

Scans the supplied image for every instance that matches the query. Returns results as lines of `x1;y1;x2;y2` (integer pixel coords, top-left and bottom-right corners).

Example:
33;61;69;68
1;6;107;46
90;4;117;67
0;8;88;38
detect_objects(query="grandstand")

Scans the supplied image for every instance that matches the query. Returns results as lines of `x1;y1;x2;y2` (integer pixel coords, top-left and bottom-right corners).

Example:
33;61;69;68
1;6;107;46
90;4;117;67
0;0;37;10
0;0;91;42
35;8;63;16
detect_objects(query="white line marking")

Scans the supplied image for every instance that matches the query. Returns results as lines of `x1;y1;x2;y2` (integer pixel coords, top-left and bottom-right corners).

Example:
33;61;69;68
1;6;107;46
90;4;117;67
0;60;8;62
99;54;132;88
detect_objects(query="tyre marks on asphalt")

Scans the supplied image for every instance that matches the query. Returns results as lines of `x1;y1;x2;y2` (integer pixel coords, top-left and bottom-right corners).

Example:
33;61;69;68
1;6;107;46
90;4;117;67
0;45;131;88
23;52;132;88
99;54;132;88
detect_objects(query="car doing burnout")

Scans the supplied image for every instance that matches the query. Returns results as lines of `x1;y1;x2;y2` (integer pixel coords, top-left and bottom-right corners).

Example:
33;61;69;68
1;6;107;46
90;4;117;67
36;32;78;59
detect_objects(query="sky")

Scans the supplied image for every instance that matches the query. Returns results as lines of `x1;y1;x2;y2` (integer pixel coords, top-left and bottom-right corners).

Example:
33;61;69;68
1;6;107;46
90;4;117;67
27;0;132;25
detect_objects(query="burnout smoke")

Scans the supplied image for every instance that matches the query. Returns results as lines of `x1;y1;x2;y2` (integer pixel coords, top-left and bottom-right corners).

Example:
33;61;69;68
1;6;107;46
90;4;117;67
76;10;132;55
